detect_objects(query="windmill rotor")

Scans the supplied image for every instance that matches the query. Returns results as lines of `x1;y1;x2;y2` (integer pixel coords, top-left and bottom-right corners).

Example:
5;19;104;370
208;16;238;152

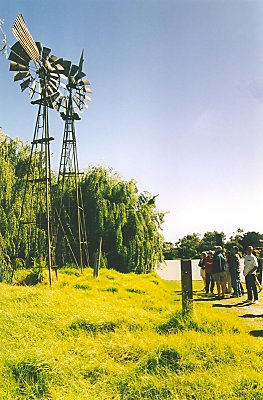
55;50;92;118
9;14;65;108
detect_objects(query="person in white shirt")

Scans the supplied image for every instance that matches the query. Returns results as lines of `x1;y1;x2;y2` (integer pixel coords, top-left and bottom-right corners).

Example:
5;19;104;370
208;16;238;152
243;246;259;304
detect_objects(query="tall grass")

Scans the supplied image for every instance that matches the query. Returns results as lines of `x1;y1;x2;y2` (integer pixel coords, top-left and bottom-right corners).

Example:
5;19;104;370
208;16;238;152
0;267;262;399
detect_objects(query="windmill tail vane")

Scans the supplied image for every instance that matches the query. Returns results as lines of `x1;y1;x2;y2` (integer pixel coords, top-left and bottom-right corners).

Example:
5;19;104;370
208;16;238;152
12;14;40;64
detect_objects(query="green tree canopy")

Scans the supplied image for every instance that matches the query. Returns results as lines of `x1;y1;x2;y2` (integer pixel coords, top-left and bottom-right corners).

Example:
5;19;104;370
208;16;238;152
81;166;165;273
198;231;226;252
239;231;263;253
175;233;201;259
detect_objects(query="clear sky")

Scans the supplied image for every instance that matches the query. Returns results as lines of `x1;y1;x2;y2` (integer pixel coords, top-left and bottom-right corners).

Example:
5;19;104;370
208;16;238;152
1;0;263;243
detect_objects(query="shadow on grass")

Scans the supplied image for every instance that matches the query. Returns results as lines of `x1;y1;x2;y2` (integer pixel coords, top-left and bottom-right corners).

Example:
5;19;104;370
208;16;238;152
239;314;263;318
212;300;249;308
194;298;216;302
194;294;217;302
212;304;236;308
250;330;263;337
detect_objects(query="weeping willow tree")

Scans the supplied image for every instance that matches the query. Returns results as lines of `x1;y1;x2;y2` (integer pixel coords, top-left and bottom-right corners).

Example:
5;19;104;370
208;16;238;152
0;130;49;266
80;166;165;273
0;130;30;280
0;131;165;274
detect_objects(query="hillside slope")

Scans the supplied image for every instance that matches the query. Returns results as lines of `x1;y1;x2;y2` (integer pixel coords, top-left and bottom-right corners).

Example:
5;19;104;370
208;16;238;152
0;268;262;399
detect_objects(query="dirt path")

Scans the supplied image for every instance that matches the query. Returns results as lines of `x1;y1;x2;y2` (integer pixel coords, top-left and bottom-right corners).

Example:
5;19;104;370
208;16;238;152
194;292;263;337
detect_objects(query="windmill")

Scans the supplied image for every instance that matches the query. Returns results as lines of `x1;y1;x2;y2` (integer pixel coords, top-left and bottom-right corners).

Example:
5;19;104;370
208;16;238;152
9;14;65;285
52;51;91;272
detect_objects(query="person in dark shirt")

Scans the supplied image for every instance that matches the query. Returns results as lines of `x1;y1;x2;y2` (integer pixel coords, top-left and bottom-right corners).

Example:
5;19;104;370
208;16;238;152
198;252;207;291
212;246;226;299
205;250;214;294
228;246;242;297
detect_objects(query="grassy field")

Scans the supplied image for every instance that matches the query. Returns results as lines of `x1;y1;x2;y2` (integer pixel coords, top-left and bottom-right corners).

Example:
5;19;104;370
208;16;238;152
0;267;262;399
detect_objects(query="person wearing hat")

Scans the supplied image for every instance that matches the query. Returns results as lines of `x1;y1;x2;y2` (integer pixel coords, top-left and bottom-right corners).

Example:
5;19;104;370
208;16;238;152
212;246;227;299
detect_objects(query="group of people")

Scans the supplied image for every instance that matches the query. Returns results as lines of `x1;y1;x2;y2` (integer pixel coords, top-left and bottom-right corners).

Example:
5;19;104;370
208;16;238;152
198;245;262;304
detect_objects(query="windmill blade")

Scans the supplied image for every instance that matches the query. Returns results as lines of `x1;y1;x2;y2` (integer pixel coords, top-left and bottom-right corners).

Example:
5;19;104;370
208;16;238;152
9;50;29;66
50;92;60;103
83;86;92;94
69;64;78;77
14;71;30;81
73;96;83;112
41;46;51;60
20;77;32;92
76;92;85;103
29;79;37;97
54;95;63;111
10;61;29;71
49;76;59;86
12;14;40;63
48;80;58;93
46;85;55;95
82;86;90;93
50;72;60;81
77;87;92;94
46;96;54;108
62;97;67;110
74;70;86;82
10;41;31;62
59;60;71;77
30;80;40;99
49;54;59;63
50;56;64;68
35;42;42;57
30;79;36;92
80;79;90;85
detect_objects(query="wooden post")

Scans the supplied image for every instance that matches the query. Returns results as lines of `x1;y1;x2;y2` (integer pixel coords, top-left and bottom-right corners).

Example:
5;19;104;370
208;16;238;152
181;259;193;316
97;237;102;276
93;250;98;278
93;237;102;278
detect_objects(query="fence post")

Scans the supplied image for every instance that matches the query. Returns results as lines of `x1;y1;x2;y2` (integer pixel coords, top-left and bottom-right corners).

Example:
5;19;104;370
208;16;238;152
181;259;193;316
93;237;102;278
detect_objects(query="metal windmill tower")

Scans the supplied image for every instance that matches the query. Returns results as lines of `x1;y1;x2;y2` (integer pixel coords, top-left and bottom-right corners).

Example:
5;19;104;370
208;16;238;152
52;52;91;271
8;14;65;285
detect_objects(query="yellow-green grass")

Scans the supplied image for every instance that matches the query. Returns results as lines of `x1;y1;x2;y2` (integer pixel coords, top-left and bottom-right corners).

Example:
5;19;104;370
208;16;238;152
0;268;262;399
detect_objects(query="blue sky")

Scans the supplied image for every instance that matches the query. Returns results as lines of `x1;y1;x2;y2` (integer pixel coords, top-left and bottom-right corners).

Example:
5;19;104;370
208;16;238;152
1;0;263;242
